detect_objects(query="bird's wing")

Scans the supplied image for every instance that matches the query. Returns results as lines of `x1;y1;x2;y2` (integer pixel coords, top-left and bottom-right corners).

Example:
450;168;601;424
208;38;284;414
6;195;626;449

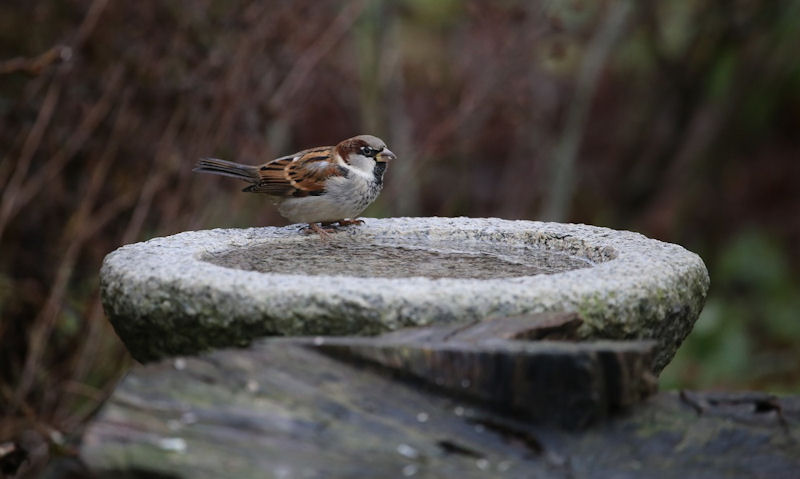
243;146;348;197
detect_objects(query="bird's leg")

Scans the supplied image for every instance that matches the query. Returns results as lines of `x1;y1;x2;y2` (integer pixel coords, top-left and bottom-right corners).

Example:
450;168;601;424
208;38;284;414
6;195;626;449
305;223;335;238
336;218;365;227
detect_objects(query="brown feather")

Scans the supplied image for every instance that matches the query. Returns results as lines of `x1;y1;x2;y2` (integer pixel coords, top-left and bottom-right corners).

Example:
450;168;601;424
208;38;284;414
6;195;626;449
243;146;347;197
193;158;260;182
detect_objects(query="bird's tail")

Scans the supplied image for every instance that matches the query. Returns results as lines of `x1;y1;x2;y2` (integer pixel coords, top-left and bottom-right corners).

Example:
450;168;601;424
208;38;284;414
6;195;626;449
193;158;260;183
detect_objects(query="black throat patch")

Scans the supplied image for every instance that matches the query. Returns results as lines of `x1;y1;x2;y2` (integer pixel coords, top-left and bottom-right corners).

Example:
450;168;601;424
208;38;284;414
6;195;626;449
373;162;387;185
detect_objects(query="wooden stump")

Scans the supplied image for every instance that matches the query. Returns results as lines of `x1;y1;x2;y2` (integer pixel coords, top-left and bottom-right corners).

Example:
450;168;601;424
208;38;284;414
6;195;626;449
76;313;800;478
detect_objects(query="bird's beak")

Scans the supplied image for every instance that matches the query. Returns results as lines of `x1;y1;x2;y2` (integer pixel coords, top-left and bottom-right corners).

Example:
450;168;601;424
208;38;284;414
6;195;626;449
376;148;397;162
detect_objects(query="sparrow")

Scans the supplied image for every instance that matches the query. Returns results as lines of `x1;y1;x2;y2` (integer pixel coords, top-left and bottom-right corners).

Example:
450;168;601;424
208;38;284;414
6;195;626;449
194;135;396;235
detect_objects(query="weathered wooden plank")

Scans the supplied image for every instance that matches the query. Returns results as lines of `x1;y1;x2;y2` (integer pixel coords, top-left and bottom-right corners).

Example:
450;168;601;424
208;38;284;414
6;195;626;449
299;313;656;428
374;312;585;343
307;338;655;429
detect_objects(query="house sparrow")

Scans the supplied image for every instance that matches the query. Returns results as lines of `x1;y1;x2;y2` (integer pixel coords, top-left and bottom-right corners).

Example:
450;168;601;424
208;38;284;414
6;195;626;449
194;135;396;235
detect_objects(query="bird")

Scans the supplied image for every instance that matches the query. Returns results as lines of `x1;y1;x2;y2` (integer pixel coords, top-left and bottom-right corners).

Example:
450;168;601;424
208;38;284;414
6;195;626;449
194;135;396;236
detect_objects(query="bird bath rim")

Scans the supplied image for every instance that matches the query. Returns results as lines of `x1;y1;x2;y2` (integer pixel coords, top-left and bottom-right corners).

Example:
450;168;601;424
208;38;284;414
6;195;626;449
100;216;709;370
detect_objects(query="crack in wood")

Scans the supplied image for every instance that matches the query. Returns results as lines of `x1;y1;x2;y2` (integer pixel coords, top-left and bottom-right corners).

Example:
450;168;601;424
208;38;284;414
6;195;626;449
436;439;485;458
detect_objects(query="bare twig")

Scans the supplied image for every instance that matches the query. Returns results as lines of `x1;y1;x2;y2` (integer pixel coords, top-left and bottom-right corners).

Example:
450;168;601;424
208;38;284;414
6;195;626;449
0;81;61;240
384;20;420;216
121;107;184;245
268;0;367;111
73;0;110;48
13;81;128;407
0;65;124;247
0;46;72;76
0;384;62;447
541;1;633;221
60;336;129;432
62;299;112;404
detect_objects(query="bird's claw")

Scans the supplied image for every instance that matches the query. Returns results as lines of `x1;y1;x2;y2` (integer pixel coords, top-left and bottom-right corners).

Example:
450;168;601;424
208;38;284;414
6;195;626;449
305;219;363;239
336;218;365;227
305;223;336;239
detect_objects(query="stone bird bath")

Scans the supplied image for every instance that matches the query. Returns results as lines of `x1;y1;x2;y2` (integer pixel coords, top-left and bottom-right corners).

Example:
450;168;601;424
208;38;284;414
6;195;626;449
100;217;709;372
78;218;800;478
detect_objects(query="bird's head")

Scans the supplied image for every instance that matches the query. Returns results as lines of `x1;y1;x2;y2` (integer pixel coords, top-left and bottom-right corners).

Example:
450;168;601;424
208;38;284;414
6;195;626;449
336;135;396;171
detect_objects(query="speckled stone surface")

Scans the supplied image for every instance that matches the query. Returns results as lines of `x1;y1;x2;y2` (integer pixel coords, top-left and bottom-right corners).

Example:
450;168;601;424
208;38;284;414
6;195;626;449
100;217;709;370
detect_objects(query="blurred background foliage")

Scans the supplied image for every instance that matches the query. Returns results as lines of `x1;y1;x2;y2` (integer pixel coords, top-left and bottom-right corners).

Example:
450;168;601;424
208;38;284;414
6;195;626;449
1;0;799;472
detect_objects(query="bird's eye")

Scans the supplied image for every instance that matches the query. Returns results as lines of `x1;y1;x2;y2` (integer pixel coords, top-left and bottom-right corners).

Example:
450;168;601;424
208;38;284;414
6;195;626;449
360;146;375;157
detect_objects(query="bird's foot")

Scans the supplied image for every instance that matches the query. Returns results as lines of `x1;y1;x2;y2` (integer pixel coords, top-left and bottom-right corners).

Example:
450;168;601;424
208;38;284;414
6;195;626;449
336;218;365;227
305;223;336;239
